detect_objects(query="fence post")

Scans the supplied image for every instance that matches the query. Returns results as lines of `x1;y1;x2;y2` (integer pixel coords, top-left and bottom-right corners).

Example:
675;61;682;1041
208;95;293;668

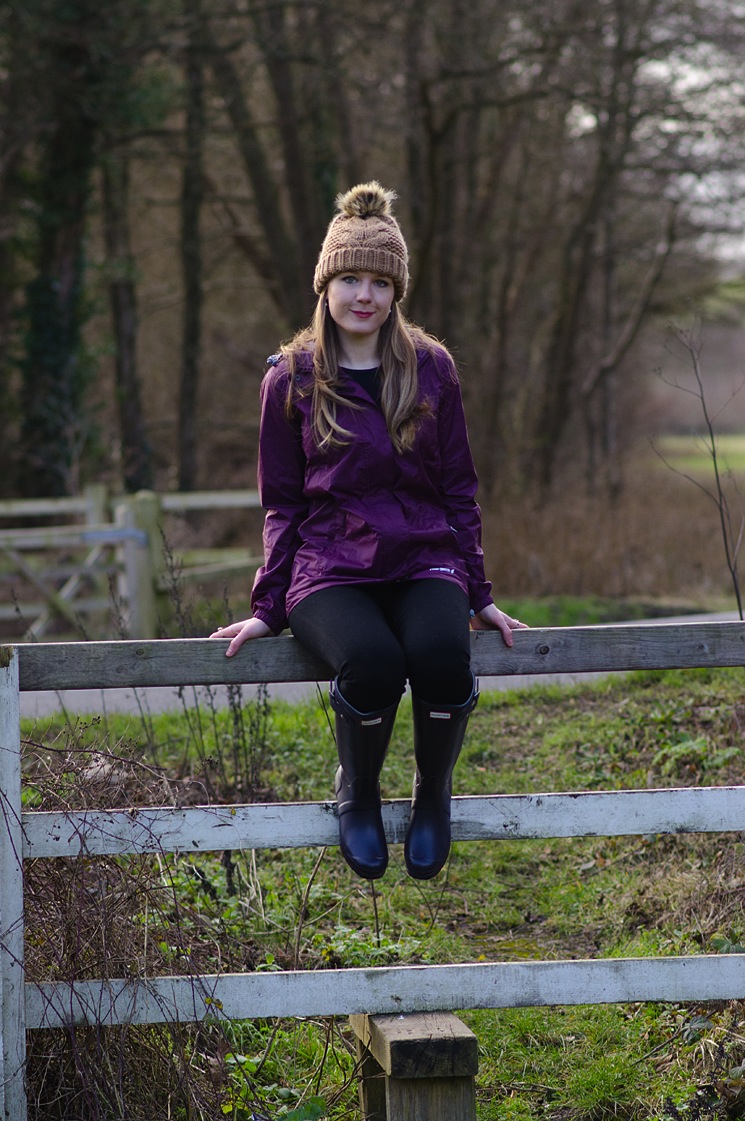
82;482;108;525
349;1012;478;1121
0;647;27;1121
114;492;162;639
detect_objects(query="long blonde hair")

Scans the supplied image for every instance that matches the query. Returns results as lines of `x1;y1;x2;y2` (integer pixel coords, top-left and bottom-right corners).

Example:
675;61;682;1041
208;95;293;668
279;296;438;454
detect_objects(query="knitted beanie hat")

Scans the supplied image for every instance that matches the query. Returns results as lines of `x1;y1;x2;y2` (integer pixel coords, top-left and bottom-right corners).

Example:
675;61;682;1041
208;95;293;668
313;181;409;301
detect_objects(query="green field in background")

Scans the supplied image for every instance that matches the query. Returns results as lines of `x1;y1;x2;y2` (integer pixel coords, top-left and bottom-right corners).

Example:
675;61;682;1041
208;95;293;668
654;433;745;474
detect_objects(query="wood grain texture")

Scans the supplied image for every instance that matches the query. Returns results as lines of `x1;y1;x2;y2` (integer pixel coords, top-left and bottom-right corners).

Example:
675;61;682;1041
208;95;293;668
350;1012;478;1078
21;784;745;858
354;1033;387;1121
12;621;745;691
26;953;745;1029
385;1075;476;1121
14;635;330;690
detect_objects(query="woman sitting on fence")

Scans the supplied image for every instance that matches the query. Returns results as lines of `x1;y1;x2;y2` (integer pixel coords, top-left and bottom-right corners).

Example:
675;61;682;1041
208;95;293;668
211;181;526;881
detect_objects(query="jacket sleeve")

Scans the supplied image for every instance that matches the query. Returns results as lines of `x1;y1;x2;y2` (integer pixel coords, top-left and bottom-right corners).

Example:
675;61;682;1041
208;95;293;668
435;352;494;614
249;365;308;633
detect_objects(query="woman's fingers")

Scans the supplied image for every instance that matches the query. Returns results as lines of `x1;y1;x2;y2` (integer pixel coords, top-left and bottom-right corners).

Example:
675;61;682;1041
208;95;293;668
209;622;243;639
471;605;530;646
210;618;274;655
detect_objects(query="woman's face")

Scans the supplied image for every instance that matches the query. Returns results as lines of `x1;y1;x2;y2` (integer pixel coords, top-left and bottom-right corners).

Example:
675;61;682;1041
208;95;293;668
326;270;395;346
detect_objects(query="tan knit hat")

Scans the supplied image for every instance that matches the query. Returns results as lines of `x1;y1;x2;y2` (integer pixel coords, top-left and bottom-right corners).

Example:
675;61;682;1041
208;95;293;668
313;181;409;301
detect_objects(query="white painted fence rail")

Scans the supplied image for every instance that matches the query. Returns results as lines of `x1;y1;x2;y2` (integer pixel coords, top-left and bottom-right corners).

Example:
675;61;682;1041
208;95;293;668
3;622;745;1119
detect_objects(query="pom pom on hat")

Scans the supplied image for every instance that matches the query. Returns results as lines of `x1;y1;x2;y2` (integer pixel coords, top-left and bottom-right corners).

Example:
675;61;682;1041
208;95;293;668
337;182;397;219
313;181;409;301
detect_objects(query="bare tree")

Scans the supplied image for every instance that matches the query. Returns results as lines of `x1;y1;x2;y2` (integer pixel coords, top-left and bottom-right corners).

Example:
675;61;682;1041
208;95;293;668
102;149;154;493
388;0;745;497
12;0;175;495
178;0;206;492
18;0;100;496
7;0;745;500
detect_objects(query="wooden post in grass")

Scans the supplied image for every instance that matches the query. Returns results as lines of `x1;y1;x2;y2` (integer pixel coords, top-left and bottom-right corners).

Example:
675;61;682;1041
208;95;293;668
114;491;162;638
82;482;108;525
349;1012;478;1121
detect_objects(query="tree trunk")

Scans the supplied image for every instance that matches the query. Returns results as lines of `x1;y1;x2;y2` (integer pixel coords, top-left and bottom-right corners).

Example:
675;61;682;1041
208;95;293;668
102;150;154;493
0;5;30;493
206;27;306;329
19;109;96;496
0;174;22;492
178;0;205;493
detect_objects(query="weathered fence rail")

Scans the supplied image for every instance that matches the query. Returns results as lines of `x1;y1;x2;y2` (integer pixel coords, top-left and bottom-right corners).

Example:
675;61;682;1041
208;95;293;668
3;622;745;1119
0;487;262;641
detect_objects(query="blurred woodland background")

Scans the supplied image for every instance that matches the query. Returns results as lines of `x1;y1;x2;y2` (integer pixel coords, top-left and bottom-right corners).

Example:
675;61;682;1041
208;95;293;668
3;0;745;602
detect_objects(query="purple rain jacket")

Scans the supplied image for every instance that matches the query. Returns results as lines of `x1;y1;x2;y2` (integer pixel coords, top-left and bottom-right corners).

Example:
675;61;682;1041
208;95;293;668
249;344;494;634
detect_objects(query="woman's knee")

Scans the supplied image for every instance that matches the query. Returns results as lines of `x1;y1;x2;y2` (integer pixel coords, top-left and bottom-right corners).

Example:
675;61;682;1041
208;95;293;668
290;588;405;710
338;642;407;712
394;579;472;702
407;643;472;705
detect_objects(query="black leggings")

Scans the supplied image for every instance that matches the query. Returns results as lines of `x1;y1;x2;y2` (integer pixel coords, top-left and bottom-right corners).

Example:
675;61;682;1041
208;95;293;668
288;579;472;713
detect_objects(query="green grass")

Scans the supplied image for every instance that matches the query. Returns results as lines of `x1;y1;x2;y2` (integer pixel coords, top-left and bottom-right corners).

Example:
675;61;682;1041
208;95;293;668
21;667;745;1120
479;596;711;628
654;433;745;476
497;596;643;627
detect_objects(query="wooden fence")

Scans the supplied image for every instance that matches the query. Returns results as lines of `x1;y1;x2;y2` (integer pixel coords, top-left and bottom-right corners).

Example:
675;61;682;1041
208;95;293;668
0;487;262;641
3;623;745;1118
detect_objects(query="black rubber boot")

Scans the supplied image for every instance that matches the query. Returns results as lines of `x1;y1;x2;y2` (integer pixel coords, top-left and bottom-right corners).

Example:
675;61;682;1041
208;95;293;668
330;681;399;880
404;677;479;880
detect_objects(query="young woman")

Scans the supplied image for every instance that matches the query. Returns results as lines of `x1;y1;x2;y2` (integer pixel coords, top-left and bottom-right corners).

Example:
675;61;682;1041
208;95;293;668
211;182;527;881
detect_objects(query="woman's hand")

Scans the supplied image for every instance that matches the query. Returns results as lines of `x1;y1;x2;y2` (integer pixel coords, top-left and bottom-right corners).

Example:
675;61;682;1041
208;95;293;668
470;604;529;647
209;617;274;657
